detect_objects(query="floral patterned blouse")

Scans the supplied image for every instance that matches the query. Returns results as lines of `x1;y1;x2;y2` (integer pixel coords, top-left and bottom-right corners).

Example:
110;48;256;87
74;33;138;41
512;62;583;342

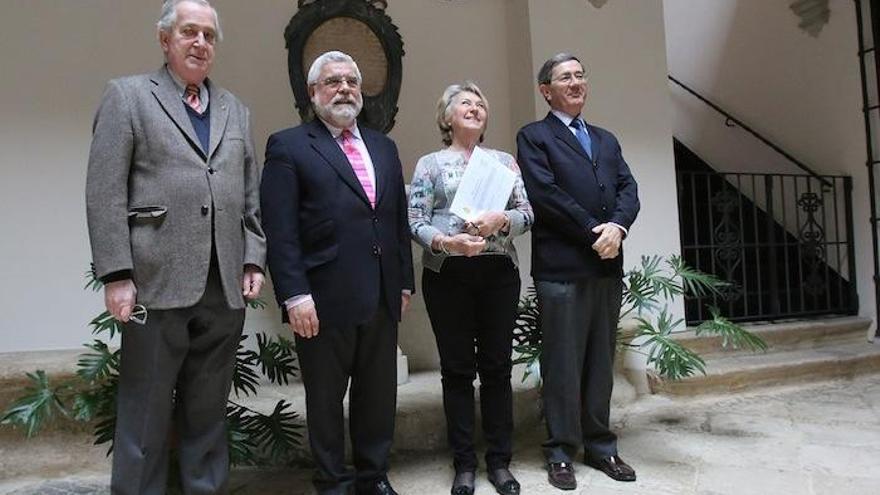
408;147;533;272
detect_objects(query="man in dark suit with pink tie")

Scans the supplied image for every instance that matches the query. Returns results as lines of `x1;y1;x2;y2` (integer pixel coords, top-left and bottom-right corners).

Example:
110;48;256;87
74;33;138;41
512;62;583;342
260;51;414;495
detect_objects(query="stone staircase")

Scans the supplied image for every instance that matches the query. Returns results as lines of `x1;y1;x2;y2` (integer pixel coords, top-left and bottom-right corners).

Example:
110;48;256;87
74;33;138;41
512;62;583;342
651;316;879;395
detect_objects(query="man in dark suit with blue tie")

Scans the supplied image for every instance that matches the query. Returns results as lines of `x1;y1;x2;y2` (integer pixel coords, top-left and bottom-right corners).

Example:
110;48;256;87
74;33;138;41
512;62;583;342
516;53;640;491
260;51;414;495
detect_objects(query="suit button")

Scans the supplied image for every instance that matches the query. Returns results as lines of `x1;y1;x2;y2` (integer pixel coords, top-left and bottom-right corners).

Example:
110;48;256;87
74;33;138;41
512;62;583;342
593;161;599;169
599;184;606;191
201;205;209;215
372;245;381;256
208;167;215;174
601;206;607;212
372;216;379;224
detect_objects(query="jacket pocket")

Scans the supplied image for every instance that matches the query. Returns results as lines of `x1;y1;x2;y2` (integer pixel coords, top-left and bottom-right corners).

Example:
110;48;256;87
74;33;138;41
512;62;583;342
128;205;167;220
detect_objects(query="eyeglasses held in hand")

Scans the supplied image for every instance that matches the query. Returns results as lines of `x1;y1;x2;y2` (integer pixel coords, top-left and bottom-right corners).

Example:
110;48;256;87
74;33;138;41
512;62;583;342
130;304;148;325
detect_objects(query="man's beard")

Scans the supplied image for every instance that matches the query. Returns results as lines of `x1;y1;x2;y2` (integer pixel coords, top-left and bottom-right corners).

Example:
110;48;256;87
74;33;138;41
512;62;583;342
314;97;362;127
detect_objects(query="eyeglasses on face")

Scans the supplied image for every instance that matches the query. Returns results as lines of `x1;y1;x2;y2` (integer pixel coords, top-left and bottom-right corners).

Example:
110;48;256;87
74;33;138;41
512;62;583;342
319;76;361;90
552;72;587;85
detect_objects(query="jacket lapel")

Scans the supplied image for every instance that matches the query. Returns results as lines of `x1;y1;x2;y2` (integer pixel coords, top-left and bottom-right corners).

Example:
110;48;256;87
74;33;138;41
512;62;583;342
150;67;205;160
207;81;229;161
545;112;590;161
308;121;371;207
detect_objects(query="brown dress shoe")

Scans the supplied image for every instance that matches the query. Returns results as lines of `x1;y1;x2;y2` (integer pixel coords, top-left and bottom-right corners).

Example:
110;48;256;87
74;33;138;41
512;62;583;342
585;454;637;482
547;462;577;490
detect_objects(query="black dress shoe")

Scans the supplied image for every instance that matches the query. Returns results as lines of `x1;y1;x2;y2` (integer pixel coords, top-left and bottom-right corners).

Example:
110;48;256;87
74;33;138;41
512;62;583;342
359;479;399;495
487;467;520;495
585;454;637;482
451;471;475;495
547;462;577;491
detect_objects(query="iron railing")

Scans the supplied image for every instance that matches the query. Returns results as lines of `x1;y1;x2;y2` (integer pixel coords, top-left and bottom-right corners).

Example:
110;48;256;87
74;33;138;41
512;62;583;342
678;171;858;324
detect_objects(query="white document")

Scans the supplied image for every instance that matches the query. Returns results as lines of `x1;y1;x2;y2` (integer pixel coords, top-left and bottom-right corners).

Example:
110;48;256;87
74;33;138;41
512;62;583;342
449;146;517;222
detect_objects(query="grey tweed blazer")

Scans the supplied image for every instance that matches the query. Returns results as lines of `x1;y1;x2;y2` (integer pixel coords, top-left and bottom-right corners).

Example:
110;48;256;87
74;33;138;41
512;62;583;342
86;66;266;310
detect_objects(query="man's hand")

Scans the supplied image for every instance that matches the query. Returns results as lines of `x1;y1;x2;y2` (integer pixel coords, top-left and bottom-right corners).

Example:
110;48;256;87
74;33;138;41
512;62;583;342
401;292;412;315
466;211;508;237
288;300;320;339
242;266;265;300
591;223;623;260
105;279;137;322
444;233;487;257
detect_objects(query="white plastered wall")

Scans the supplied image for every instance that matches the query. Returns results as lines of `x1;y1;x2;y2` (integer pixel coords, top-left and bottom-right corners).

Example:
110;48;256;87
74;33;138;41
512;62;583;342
664;0;876;333
0;1;680;373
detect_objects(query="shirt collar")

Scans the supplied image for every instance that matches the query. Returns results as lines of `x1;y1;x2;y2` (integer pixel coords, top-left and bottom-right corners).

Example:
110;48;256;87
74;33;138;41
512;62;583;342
165;65;209;105
551;109;585;129
320;118;362;141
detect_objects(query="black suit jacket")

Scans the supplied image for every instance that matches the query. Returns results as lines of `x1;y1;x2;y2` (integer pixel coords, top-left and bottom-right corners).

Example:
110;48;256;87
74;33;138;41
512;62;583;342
516;112;639;281
261;119;415;328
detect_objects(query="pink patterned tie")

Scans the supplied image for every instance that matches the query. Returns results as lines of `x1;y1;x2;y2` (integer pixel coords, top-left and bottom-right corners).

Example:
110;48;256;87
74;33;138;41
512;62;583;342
341;129;376;208
184;84;201;113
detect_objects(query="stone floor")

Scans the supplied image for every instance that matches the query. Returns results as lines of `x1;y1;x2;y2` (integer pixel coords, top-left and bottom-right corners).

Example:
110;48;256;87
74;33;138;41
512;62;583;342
2;375;880;494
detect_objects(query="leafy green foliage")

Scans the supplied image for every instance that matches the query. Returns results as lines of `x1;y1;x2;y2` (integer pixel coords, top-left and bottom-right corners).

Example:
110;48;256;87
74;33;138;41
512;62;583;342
253;333;298;385
0;371;69;437
226;404;260;466
1;265;304;466
696;306;768;352
232;335;261;398
512;286;541;381
246;298;267;310
246;400;303;463
512;255;766;382
634;310;706;381
88;311;124;340
77;340;120;383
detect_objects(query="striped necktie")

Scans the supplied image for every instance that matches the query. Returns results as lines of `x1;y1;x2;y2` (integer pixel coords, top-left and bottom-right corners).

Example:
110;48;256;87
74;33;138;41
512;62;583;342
184;84;201;114
341;130;376;208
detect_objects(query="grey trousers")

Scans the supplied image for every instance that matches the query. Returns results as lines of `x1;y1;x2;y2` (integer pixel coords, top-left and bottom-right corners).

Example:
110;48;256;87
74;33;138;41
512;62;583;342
537;277;623;464
111;264;244;495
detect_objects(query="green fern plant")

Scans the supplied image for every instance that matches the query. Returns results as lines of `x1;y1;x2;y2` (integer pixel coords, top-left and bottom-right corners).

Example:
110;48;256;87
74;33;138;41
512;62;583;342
1;265;303;466
512;255;768;383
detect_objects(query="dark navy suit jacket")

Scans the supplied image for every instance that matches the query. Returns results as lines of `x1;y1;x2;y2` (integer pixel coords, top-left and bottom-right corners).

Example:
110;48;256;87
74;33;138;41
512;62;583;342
260;119;415;328
516;112;640;281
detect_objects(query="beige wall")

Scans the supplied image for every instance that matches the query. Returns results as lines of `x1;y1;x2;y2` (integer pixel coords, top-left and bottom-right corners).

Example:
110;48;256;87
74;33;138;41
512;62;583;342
526;0;683;295
0;1;679;369
664;0;876;329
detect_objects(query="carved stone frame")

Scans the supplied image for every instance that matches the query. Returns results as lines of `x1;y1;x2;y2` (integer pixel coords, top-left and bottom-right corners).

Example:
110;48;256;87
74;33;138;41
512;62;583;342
284;0;405;133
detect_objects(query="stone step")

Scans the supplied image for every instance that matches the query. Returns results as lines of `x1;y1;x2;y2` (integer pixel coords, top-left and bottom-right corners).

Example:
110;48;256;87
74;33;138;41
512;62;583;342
235;367;545;456
672;316;872;357
0;349;80;416
652;338;880;396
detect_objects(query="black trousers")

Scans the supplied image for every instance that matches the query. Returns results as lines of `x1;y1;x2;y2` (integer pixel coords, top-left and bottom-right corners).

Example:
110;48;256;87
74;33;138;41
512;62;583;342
111;259;244;495
537;277;623;464
422;256;521;472
295;300;399;495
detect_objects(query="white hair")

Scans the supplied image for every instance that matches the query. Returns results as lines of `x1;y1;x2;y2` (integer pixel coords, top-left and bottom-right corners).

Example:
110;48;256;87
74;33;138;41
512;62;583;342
307;51;362;85
157;0;223;42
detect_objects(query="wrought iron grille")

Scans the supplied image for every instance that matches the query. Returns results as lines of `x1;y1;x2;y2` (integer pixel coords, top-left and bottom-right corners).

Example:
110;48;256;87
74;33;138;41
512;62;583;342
677;171;857;324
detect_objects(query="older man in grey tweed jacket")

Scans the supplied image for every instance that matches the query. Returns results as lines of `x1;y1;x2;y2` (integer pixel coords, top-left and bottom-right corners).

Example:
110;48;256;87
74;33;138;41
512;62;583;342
84;1;265;493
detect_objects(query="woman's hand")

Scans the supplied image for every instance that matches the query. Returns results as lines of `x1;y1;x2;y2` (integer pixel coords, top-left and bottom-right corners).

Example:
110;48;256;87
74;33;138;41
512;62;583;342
436;233;486;257
466;211;509;237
